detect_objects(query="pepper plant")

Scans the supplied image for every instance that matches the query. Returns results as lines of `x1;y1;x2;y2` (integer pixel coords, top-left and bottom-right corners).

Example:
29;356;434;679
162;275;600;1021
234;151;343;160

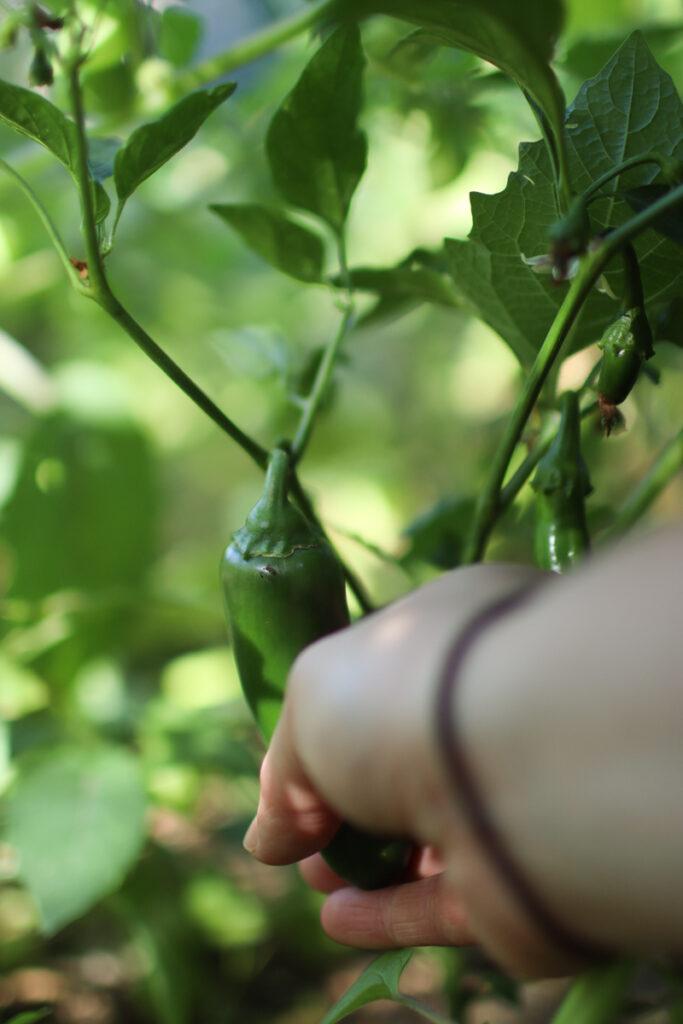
0;1;682;1023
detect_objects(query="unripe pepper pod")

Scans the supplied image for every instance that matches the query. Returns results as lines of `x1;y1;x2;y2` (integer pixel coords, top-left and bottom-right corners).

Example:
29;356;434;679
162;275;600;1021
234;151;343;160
222;447;412;888
531;392;592;574
597;244;654;432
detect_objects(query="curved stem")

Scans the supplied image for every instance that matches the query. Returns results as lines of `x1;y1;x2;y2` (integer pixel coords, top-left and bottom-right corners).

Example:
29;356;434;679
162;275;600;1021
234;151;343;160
0;157;86;293
584;153;669;205
174;0;336;94
603;428;683;540
66;59;268;470
463;178;683;563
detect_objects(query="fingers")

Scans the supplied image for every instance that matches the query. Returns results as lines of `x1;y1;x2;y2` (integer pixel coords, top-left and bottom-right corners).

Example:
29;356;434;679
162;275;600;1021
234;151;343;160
244;703;340;865
299;853;347;893
319;873;475;949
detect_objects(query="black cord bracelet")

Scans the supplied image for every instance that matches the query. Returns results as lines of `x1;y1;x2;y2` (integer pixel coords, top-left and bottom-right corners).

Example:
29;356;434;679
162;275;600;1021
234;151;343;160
434;584;607;963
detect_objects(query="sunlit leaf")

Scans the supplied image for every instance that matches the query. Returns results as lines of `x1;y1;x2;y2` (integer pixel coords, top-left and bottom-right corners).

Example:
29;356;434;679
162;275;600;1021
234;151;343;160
267;25;367;233
333;0;566;181
114;83;236;205
7;744;147;934
446;33;683;363
210;203;325;282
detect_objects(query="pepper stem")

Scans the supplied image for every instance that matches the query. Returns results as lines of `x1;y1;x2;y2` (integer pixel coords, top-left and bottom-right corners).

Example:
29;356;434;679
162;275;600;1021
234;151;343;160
261;448;293;514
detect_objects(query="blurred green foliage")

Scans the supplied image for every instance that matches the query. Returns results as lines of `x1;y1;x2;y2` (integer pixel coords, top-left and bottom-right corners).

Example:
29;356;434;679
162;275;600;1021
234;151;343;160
0;1;681;1022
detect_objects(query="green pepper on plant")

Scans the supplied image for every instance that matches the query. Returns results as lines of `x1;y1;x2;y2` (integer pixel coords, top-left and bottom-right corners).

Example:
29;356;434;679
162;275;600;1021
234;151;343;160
532;391;592;574
222;447;413;889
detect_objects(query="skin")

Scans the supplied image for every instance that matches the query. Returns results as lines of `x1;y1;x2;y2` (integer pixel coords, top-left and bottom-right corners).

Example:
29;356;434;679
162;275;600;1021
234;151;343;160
243;528;683;978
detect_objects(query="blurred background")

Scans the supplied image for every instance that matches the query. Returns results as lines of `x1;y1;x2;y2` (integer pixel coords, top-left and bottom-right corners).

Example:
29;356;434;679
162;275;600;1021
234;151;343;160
0;1;682;1021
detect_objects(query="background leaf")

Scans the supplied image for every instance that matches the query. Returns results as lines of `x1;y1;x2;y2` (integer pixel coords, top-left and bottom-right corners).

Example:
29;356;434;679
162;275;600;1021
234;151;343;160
114;83;236;205
210;203;325;282
446;33;683;363
266;25;367;233
6;744;147;934
320;949;414;1024
625;185;683;247
159;6;203;68
334;0;566;180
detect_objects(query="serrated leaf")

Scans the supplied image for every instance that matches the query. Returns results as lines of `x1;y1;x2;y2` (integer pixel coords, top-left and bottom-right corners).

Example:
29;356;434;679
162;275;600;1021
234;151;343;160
210;203;325;282
320;950;414;1024
7;744;147;934
114;83;235;205
624;185;683;247
334;0;566;179
0;77;110;222
266;25;367;233
447;32;683;364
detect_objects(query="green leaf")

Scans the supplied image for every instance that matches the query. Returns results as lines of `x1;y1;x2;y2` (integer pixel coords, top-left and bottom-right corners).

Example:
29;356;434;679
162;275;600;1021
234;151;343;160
88;136;122;183
402;496;476;569
114;83;236;205
320;949;414;1024
7;744;147;934
446;32;683;364
266;24;367;233
0;77;109;222
159;6;203;68
334;0;566;181
1;402;158;601
5;1011;51;1024
343;263;459;307
210;203;325;283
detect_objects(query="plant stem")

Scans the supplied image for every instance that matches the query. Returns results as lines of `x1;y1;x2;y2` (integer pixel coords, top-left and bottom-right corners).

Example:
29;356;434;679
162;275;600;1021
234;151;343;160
463;178;683;563
291;303;354;463
0;157;86;293
65;59;268;469
584;152;671;205
175;0;336;93
101;294;270;468
603;428;683;540
290;473;374;614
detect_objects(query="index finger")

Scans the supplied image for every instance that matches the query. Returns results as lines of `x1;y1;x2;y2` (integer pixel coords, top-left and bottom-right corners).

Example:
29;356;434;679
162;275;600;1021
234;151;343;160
243;696;341;865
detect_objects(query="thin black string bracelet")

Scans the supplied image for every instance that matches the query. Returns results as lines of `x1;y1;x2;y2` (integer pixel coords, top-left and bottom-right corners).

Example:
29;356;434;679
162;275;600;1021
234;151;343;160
434;584;608;963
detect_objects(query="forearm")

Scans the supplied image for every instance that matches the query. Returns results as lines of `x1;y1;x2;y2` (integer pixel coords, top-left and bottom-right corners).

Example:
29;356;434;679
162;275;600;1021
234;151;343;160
456;527;683;956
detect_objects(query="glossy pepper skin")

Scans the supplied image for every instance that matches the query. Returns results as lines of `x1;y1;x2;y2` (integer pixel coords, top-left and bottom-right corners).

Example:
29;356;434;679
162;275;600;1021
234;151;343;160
222;448;412;889
532;392;592;574
597;244;654;431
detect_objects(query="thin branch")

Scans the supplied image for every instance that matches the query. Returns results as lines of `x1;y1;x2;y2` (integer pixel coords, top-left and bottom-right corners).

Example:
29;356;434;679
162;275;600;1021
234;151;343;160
603;429;683;540
65;58;268;469
174;0;336;94
0;157;86;293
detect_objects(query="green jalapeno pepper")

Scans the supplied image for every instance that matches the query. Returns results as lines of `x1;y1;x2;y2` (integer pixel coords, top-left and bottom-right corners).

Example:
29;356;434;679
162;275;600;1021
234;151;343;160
532;391;592;574
597;244;654;431
222;447;412;889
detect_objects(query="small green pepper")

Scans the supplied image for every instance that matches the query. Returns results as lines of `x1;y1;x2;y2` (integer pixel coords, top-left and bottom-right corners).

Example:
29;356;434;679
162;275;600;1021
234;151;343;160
597;244;654;432
222;447;412;889
532;391;592;574
29;45;53;86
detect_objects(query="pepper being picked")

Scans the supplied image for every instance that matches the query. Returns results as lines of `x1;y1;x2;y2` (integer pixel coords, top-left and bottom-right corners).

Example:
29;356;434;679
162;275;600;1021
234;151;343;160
531;391;592;574
221;447;413;889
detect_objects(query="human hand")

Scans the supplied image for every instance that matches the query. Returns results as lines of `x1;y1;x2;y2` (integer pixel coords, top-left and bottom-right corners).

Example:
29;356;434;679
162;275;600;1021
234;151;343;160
242;563;584;977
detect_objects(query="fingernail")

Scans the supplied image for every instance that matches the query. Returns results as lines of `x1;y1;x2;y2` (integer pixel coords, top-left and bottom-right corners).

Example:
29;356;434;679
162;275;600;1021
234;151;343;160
243;818;259;855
